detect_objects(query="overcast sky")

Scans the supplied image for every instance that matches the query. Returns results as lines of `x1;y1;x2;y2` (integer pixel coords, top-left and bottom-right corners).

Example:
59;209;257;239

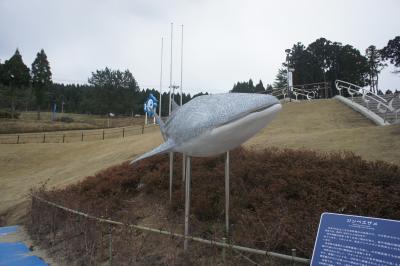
0;0;399;94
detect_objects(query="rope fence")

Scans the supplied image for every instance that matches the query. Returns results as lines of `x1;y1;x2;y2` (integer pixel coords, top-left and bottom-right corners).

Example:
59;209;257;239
0;124;158;144
30;195;311;265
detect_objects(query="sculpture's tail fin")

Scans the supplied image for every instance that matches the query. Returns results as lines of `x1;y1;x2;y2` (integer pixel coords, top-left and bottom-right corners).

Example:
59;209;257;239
130;139;175;164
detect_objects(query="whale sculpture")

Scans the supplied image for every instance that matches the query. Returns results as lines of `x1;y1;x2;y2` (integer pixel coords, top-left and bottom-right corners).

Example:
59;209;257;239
131;93;281;163
131;92;281;251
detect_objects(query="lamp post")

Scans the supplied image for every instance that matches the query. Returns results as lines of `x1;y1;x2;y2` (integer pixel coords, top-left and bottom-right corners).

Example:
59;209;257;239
285;49;292;102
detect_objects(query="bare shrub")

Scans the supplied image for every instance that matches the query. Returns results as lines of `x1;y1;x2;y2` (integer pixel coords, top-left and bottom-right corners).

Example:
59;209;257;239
27;147;400;264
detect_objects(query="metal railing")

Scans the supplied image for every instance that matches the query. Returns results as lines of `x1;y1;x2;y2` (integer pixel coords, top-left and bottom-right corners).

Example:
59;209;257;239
31;195;311;265
268;87;319;101
335;80;400;124
0;124;159;144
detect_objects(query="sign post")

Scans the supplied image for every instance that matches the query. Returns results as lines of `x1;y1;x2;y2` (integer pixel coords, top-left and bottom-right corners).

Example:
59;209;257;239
311;213;400;265
144;94;158;125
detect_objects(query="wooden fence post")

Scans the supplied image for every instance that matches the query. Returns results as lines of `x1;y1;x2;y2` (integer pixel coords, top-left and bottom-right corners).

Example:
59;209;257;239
17;135;19;144
222;237;227;264
81;132;84;142
292;249;297;266
43;133;46;143
122;128;125;138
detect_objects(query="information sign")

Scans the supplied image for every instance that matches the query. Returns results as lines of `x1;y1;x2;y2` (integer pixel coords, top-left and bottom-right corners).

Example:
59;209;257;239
311;213;400;265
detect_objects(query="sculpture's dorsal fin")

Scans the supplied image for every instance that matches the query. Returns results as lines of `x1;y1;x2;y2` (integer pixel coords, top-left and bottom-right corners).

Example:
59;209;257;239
171;100;180;113
155;113;167;141
130;139;175;164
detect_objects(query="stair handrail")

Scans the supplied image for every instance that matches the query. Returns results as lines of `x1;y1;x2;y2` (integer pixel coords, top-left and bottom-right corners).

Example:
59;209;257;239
335;80;399;123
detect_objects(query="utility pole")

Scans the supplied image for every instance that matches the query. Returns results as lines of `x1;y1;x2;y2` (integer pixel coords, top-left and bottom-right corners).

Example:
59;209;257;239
285;49;292;102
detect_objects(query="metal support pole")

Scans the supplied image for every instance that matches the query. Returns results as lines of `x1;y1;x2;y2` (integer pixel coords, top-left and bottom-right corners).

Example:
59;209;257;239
169;22;173;115
81;132;83;142
180;24;184;107
225;151;230;237
159;37;163;117
182;154;186;182
184;156;191;251
122;128;125;138
169;152;174;203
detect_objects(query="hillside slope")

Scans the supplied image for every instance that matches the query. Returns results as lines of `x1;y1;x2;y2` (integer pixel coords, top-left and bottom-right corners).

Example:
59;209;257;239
0;99;399;224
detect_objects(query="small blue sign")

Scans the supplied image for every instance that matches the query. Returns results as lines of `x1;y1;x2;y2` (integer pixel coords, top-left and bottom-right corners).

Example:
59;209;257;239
311;213;400;265
144;94;158;117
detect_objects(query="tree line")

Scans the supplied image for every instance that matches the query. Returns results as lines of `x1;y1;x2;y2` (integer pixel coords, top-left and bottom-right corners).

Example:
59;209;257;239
0;50;192;119
231;36;399;96
1;36;398;118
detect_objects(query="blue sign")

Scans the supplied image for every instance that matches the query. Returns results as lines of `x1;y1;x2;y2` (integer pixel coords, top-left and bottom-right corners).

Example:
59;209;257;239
144;94;158;117
311;213;400;265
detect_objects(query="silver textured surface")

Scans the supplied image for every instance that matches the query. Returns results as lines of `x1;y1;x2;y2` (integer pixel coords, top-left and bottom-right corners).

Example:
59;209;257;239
131;93;279;163
164;93;279;144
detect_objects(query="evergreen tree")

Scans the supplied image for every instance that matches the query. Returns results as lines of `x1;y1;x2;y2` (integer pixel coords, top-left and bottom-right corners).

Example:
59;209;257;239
254;80;265;93
381;36;400;73
88;68;139;115
1;49;30;118
31;49;52;120
365;45;386;93
248;79;254;92
273;68;287;89
265;84;273;93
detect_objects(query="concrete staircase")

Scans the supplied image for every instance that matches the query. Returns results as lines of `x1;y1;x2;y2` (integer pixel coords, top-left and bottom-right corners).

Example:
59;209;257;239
335;80;400;125
351;94;400;124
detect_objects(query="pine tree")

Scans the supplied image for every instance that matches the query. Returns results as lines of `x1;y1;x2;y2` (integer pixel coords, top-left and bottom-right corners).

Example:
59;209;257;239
254;80;265;93
248;79;254;92
1;49;30;118
31;49;52;120
365;45;386;93
273;68;288;89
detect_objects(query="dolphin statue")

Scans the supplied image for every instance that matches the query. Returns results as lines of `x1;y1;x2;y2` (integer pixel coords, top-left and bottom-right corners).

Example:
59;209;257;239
131;93;281;163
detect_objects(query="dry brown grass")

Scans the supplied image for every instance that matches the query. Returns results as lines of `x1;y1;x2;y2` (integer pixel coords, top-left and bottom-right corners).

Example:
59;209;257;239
0;127;162;224
246;99;400;165
0;99;399;226
27;148;400;264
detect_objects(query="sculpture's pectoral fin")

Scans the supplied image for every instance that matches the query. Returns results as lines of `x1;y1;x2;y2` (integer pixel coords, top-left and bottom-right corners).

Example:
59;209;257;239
130;139;176;164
